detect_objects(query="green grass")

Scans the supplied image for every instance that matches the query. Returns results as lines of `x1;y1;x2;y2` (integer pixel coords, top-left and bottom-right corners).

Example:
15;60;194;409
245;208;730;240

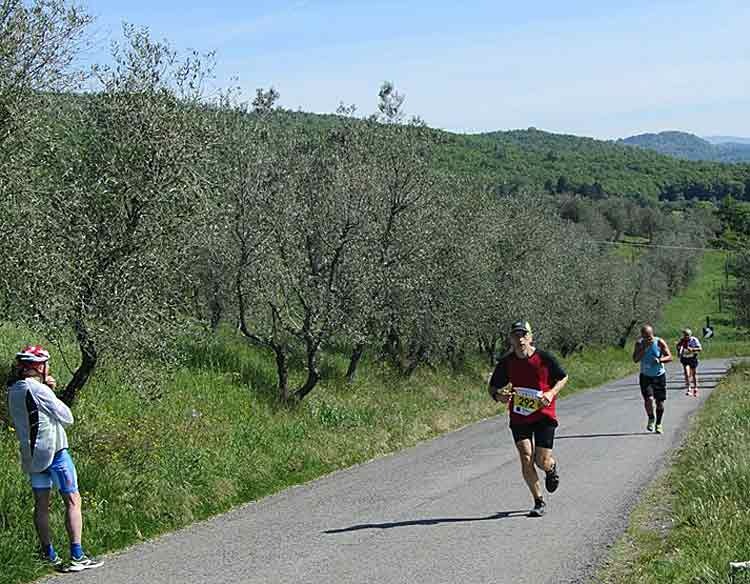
595;251;750;583
659;251;750;357
0;331;499;584
559;347;635;395
0;250;744;584
595;363;750;584
0;328;637;584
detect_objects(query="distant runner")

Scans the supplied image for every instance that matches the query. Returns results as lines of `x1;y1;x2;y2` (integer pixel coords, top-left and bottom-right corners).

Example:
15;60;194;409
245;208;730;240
676;328;702;397
488;321;568;517
6;345;103;573
632;325;673;434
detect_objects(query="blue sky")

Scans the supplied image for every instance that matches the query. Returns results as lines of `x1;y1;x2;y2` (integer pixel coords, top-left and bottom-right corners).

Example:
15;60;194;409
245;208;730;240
85;0;749;139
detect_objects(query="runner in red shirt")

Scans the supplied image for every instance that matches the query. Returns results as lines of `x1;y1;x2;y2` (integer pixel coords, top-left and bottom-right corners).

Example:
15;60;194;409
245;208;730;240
488;321;569;517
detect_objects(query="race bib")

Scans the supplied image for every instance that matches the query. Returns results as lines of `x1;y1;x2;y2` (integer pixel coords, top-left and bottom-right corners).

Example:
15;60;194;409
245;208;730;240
513;387;543;416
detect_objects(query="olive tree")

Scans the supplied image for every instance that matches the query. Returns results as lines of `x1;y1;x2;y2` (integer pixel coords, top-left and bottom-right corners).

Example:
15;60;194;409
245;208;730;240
3;25;213;404
343;83;442;379
0;0;92;315
0;0;91;142
616;256;669;347
189;88;282;334
208;89;303;397
216;97;381;402
470;193;582;360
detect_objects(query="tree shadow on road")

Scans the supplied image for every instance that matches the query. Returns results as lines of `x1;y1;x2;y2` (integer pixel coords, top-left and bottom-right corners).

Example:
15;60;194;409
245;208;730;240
612;375;725;391
556;432;652;440
324;510;530;534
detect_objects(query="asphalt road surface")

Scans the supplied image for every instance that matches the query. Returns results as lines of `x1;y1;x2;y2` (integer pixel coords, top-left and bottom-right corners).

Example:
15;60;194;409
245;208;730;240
46;359;734;584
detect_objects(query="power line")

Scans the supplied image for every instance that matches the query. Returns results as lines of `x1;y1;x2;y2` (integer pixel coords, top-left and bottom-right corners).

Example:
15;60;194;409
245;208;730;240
593;240;730;253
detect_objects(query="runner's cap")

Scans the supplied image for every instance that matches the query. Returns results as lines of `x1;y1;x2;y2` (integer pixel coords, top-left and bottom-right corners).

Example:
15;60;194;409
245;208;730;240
510;320;532;335
683;328;692;335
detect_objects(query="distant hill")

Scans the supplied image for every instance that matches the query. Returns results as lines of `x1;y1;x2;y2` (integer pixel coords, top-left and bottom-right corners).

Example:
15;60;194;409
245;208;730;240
704;135;750;145
434;127;750;201
239;111;750;201
618;131;750;163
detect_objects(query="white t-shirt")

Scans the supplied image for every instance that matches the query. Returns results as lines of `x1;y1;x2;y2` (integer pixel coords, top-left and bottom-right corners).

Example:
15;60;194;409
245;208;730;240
7;378;73;473
679;336;702;359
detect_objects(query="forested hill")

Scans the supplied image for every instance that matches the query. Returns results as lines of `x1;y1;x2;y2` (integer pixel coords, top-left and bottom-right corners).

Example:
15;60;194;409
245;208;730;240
434;127;750;201
618;130;750;164
705;136;750;145
282;114;750;202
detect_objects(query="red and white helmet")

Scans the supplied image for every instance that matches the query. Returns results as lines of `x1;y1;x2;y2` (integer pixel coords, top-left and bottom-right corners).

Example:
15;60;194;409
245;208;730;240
15;345;51;364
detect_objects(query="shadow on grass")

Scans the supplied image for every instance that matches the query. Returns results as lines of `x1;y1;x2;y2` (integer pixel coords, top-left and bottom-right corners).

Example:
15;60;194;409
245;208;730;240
180;334;395;403
182;336;278;397
324;509;531;533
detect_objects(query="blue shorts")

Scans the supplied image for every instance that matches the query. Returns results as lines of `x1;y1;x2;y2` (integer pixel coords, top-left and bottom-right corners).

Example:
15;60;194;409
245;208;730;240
30;449;79;494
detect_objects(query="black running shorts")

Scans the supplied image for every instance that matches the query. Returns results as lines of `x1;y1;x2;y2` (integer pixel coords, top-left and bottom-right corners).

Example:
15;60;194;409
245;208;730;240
680;357;699;369
640;373;667;402
510;417;557;449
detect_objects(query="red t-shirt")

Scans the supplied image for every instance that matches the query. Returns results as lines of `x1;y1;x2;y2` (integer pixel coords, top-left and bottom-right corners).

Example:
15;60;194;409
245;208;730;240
489;349;567;426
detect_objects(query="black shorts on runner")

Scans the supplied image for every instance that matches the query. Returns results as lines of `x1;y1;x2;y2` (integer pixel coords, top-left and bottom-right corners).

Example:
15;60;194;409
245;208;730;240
680;357;699;369
510;417;558;449
640;373;667;402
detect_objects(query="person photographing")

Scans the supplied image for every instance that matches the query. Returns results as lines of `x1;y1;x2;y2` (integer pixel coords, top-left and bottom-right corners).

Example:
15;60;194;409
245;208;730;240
6;345;102;572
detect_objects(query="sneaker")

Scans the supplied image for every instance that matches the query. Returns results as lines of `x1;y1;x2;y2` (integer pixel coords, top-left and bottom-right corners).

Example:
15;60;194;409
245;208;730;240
529;498;546;517
545;462;560;493
655;423;663;434
66;555;104;572
692;389;698;397
41;553;64;571
685;390;691;396
647;418;655;432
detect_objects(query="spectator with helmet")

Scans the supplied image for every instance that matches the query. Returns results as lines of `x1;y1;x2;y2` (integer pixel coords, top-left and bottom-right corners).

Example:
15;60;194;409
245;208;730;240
6;345;102;572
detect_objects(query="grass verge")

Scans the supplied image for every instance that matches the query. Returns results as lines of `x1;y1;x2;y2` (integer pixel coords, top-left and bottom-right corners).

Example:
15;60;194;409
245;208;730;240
659;251;750;357
594;362;750;584
0;250;741;584
0;327;638;584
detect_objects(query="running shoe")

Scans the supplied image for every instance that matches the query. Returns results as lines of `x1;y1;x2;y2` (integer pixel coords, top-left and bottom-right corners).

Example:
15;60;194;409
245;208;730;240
66;555;104;572
529;498;546;517
685;390;691;396
545;462;560;493
692;389;698;397
647;418;655;432
40;552;63;571
655;423;663;434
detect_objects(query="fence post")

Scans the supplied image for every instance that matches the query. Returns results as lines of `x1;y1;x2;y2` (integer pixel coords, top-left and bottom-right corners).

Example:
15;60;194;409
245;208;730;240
725;254;730;286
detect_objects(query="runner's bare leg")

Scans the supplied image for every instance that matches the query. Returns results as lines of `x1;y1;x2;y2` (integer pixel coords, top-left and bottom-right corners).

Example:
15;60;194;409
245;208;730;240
515;439;542;499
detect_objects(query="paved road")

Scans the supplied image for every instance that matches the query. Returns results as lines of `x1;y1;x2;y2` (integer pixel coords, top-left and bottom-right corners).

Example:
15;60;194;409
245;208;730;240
47;359;734;584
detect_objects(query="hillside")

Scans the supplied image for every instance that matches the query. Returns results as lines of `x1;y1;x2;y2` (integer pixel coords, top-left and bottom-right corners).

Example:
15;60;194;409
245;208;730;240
705;135;750;145
619;130;750;164
430;127;750;201
271;112;750;201
51;101;749;204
